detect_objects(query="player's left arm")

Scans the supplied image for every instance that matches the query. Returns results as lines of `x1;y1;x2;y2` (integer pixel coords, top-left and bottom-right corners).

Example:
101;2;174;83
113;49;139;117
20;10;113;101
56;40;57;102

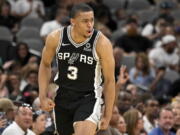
96;33;115;123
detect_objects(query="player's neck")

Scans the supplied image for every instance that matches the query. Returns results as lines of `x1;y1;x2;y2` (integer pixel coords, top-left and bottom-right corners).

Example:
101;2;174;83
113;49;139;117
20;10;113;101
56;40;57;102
71;26;87;44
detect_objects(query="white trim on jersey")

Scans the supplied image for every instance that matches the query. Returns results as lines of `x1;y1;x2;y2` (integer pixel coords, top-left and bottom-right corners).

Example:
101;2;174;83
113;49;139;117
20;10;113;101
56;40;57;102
94;62;103;98
92;31;100;61
93;31;103;98
54;72;59;82
86;31;103;125
85;51;103;125
56;27;64;53
67;25;94;48
52;109;59;135
54;28;64;82
85;97;103;125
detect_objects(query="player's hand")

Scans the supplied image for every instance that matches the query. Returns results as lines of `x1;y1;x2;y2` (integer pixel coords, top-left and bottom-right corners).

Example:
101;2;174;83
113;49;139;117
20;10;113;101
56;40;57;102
99;117;110;130
40;97;55;112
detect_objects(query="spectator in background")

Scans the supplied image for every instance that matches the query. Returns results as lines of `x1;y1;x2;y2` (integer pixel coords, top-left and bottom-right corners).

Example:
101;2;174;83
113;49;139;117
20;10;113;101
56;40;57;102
88;0;117;32
14;0;45;19
0;99;15;122
150;64;171;100
0;116;7;134
0;0;5;11
151;24;177;48
117;115;127;135
171;96;180;110
21;62;39;82
32;97;56;135
3;61;21;75
141;17;167;42
92;1;115;37
0;67;8;98
129;53;154;90
32;97;41;111
32;110;46;135
95;15;112;38
0;98;15;134
57;0;93;9
3;42;32;72
23;70;38;91
7;72;23;101
97;105;121;135
156;1;174;24
149;34;179;71
169;79;180;97
171;98;180;133
114;8;127;28
110;106;121;128
143;98;159;133
117;91;133;115
142;0;175;35
115;65;129;100
40;8;68;41
126;84;138;98
6;0;18;15
114;18;152;55
134;93;153;115
0;1;18;32
113;47;124;80
123;108;145;135
165;25;175;35
22;70;38;105
172;108;180;133
15;42;32;67
2;103;35;135
148;106;175;135
155;24;176;48
41;0;56;20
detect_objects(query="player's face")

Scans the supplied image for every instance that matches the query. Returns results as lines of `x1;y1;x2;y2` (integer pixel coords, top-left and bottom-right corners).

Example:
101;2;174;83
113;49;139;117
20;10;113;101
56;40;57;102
71;11;94;38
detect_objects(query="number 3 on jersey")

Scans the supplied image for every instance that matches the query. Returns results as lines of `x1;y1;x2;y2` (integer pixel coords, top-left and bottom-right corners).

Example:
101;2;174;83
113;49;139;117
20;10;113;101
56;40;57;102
67;66;78;80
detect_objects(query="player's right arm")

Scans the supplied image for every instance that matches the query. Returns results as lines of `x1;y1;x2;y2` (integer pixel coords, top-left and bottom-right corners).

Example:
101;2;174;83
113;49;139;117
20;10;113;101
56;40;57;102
39;29;61;111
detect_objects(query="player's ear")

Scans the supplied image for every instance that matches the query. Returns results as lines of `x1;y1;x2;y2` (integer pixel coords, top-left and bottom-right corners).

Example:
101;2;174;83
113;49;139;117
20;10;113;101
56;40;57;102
70;18;75;26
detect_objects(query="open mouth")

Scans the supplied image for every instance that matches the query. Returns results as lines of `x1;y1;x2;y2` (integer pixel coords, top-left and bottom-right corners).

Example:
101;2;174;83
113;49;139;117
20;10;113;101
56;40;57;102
87;30;92;34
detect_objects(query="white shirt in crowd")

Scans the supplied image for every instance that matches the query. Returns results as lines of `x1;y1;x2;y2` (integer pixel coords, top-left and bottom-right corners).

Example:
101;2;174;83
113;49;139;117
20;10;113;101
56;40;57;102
143;116;158;133
7;0;17;14
40;20;62;37
148;47;179;66
14;0;45;18
2;121;35;135
141;24;155;36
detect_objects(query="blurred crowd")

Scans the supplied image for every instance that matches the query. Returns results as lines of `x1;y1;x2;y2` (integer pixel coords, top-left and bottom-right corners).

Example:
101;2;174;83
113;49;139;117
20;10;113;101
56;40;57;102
0;0;180;135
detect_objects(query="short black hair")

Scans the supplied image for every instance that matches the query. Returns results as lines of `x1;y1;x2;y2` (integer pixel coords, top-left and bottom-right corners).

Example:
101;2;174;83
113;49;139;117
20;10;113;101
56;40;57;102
70;3;93;18
145;98;158;106
33;110;46;122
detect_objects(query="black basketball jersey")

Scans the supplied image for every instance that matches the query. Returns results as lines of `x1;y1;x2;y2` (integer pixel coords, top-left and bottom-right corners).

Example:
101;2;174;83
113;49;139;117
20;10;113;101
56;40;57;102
54;25;103;96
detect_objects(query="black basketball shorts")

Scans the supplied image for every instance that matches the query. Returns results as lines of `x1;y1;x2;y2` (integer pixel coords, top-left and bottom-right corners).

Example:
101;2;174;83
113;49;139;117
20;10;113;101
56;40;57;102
54;94;103;135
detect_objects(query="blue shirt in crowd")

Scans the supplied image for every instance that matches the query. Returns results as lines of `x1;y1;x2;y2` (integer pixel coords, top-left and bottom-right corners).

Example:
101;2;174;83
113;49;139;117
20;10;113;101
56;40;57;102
148;127;175;135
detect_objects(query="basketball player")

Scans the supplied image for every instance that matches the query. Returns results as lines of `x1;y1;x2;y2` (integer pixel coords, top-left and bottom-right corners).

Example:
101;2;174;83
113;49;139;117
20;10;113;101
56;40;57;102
39;3;115;135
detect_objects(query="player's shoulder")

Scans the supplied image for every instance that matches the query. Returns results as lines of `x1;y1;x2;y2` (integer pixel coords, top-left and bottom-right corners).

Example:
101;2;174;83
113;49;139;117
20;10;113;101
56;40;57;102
47;27;64;39
46;27;65;47
95;31;113;56
96;31;112;46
